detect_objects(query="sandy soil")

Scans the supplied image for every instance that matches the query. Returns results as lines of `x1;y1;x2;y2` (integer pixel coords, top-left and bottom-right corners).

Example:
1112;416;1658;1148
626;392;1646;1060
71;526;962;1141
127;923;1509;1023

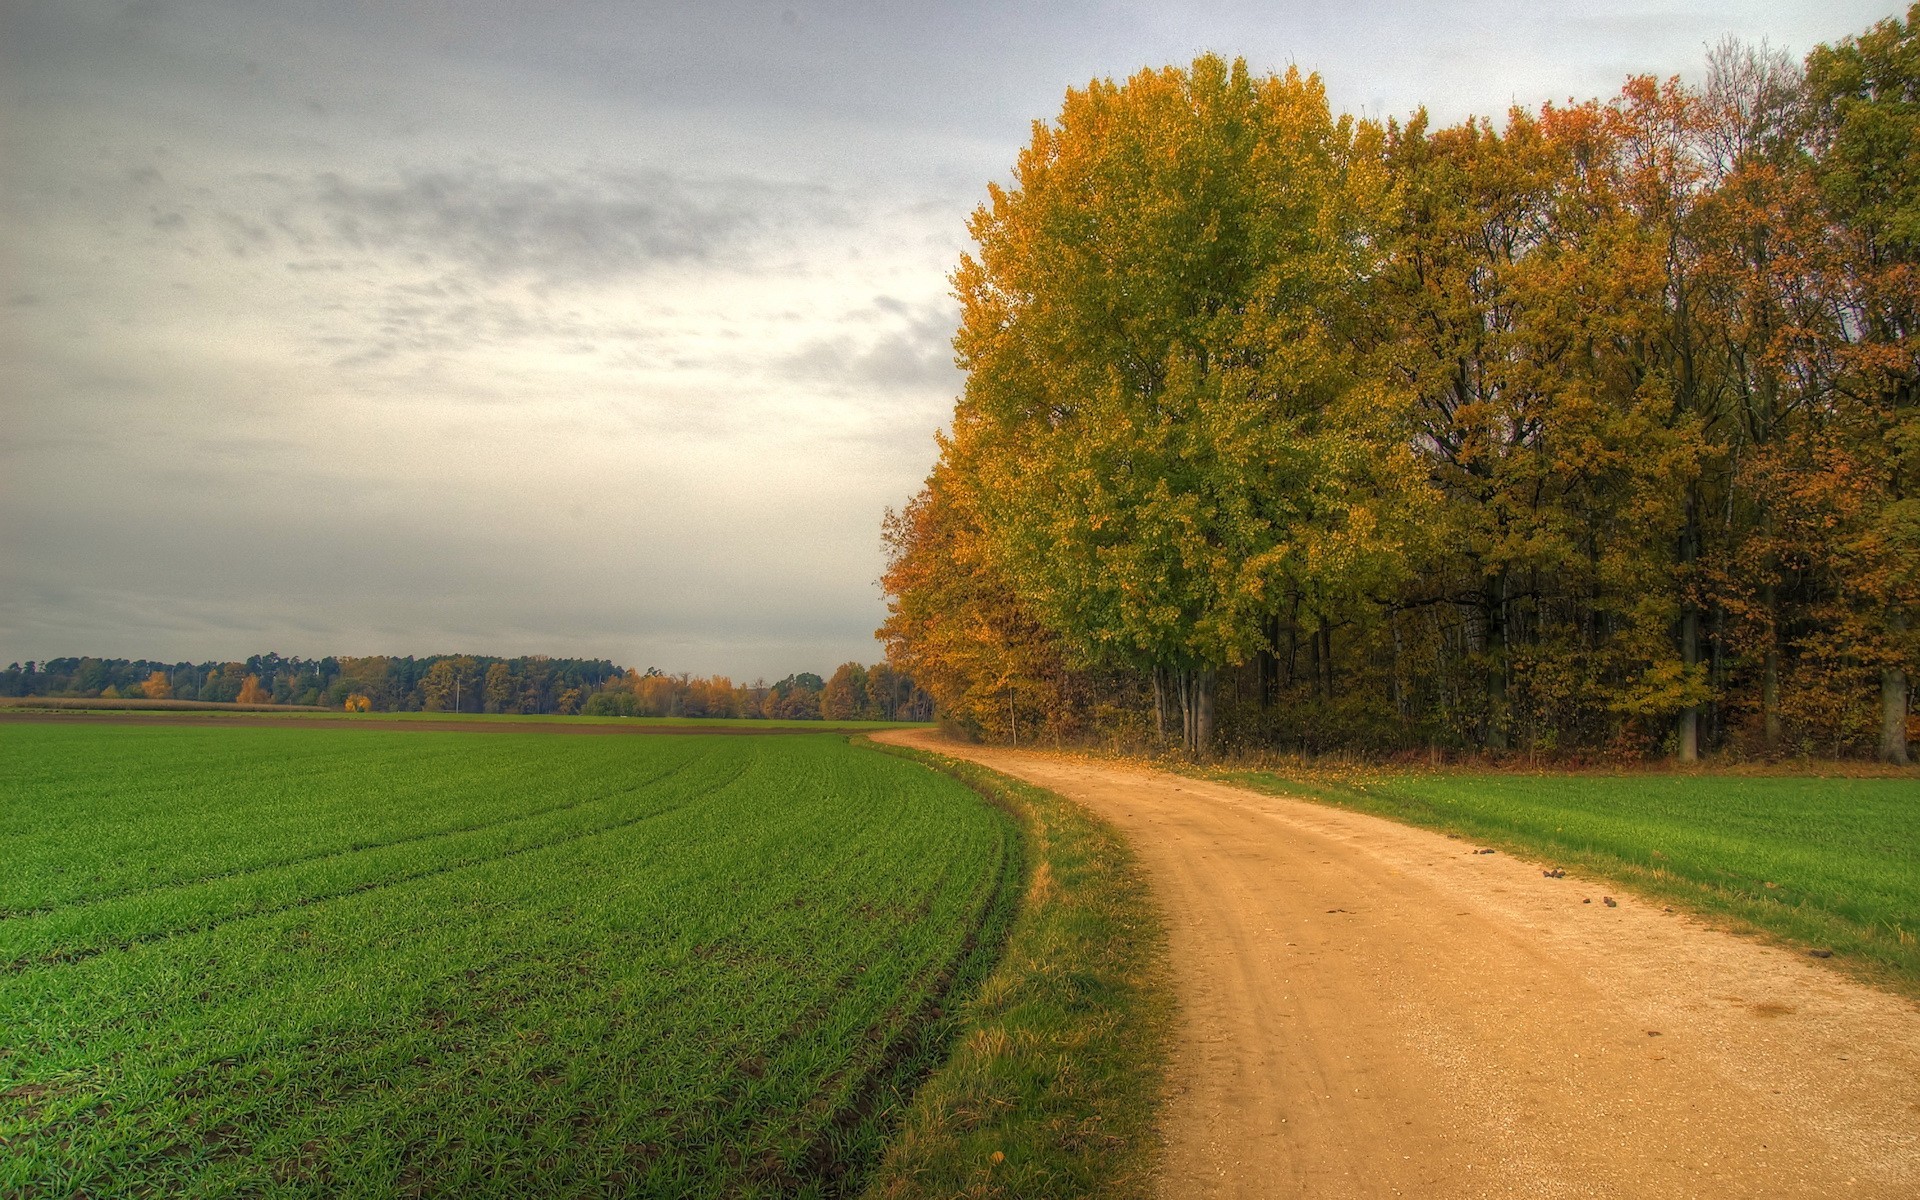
877;729;1920;1199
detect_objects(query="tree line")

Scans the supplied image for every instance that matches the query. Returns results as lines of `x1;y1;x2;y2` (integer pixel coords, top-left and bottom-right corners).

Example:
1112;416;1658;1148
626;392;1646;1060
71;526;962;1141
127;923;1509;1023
882;9;1918;762
583;663;931;721
2;655;930;721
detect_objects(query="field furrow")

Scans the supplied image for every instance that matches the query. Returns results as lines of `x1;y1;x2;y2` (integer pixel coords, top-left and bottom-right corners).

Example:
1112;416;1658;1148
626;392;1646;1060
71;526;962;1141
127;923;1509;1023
0;751;755;970
0;743;712;923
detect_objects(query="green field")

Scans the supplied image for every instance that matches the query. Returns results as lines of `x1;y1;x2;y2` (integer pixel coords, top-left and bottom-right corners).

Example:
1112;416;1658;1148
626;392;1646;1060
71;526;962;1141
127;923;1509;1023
0;725;1016;1197
0;701;929;732
1211;765;1920;991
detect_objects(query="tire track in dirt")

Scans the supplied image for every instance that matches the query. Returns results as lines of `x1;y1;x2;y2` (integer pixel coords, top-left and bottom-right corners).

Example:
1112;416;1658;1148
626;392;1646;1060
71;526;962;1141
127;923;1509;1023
878;730;1920;1199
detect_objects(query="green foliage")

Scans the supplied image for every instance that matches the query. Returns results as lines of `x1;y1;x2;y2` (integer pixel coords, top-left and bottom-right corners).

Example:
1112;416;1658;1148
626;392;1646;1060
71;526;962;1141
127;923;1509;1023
886;13;1920;762
0;726;1013;1197
1807;4;1920;256
939;55;1413;752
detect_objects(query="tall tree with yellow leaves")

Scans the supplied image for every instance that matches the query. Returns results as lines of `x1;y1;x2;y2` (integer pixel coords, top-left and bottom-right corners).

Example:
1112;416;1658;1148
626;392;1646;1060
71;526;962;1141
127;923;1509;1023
948;55;1399;754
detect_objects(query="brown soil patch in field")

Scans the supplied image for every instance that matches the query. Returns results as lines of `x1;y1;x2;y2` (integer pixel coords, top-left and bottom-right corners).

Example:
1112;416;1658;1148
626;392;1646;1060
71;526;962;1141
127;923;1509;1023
878;729;1920;1199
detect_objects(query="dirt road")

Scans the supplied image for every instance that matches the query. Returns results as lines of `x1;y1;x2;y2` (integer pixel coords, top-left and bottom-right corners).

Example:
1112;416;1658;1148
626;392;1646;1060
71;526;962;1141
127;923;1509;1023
877;730;1920;1199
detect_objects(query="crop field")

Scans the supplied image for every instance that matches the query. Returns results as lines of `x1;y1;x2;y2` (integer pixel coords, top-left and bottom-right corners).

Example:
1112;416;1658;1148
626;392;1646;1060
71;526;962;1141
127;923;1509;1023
1214;766;1920;990
0;724;1017;1197
0;701;927;732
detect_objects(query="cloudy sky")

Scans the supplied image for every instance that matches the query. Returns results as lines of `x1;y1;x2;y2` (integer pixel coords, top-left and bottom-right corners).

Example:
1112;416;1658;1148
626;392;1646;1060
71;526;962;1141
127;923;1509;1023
0;1;1898;678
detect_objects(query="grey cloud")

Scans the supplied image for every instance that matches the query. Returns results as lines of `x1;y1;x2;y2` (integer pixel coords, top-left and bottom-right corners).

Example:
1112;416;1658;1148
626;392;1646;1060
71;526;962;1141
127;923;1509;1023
105;162;833;287
4;0;1892;679
781;299;961;395
306;167;785;282
147;163;855;365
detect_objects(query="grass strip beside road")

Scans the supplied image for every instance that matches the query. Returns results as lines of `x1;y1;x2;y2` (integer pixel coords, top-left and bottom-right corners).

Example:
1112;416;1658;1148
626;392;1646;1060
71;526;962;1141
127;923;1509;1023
1203;765;1920;998
859;739;1173;1200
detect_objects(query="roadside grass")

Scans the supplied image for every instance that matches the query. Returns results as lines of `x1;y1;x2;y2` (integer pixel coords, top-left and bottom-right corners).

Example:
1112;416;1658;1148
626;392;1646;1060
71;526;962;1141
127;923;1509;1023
0;725;1010;1197
1202;763;1920;997
859;738;1173;1200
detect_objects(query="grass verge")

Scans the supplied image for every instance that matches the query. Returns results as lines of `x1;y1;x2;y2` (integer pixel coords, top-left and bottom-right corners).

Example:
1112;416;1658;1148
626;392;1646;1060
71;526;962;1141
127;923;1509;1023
1198;764;1920;999
857;739;1173;1200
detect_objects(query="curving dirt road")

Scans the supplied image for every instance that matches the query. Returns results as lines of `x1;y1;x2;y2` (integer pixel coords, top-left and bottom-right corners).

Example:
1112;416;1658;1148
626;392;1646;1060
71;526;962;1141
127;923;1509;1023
877;730;1920;1199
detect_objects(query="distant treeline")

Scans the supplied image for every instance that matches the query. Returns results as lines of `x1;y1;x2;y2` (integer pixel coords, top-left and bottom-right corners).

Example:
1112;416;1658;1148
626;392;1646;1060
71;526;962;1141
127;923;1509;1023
585;663;930;721
885;11;1918;762
2;655;931;720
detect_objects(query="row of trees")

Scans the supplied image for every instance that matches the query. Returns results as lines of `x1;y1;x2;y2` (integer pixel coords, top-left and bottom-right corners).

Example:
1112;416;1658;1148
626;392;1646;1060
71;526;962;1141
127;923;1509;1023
582;663;933;722
883;10;1918;762
2;655;931;720
1;654;624;713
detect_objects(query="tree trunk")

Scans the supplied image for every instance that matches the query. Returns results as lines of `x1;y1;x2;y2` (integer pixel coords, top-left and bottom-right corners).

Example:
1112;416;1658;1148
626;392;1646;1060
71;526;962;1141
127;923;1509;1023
1259;614;1280;708
1152;667;1167;747
1884;612;1910;766
1391;618;1408;721
1676;506;1700;763
1175;669;1193;756
1319;620;1334;699
1762;583;1782;753
1881;666;1910;766
1678;603;1700;763
1306;622;1321;700
1194;670;1215;759
1485;584;1509;752
1284;601;1298;689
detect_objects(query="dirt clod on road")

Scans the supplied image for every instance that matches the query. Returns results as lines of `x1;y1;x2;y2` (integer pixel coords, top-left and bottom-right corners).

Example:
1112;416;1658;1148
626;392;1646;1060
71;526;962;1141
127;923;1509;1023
880;730;1920;1199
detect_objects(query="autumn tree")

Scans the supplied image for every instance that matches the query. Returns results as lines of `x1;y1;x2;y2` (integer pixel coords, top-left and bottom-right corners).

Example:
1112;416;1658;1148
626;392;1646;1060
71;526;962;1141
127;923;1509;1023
421;661;456;712
688;675;739;718
820;663;869;721
483;662;515;714
1803;5;1919;762
421;657;481;713
140;670;172;700
883;13;1914;762
881;424;1088;742
236;674;270;705
1690;38;1819;753
948;55;1397;754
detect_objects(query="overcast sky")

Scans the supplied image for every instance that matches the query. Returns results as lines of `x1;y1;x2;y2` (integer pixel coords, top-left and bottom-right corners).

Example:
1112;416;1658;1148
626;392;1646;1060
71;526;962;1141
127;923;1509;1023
0;1;1899;678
